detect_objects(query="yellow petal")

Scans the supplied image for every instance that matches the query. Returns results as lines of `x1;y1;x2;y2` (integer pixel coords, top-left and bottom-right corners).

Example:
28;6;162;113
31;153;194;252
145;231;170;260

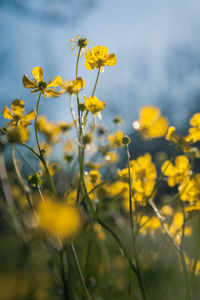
32;67;43;82
47;76;63;88
105;54;117;66
92;46;108;59
23;110;36;121
44;90;62;98
190;113;200;127
147;117;168;138
139;106;160;127
23;74;38;89
2;106;13;119
85;60;96;71
175;156;189;170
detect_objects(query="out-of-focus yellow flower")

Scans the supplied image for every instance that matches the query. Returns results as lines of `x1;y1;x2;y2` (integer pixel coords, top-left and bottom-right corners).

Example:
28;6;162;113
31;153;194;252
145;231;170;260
61;77;85;95
84;95;105;118
93;223;106;240
2;99;36;127
185;201;200;212
186;113;200;142
85;46;117;72
37;198;82;239
65;189;77;205
23;66;62;98
40;142;52;157
139;215;161;235
164;212;193;245
108;130;124;148
179;174;200;204
118;154;157;205
104;152;119;164
88;170;101;185
133;106;168;139
37;116;61;144
70;35;91;56
59;121;74;132
85;161;102;170
7;126;29;144
166;126;192;152
131;153;157;182
160;205;173;216
161;155;190;187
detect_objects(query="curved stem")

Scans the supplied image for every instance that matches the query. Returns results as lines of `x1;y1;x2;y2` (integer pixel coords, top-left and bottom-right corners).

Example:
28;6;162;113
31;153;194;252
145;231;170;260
76;47;81;79
92;68;100;97
34;92;57;195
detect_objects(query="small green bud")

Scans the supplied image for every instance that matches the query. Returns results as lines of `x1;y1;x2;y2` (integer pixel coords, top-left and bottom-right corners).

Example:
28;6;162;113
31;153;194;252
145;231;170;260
122;135;131;145
113;116;123;125
28;172;43;188
79;103;86;112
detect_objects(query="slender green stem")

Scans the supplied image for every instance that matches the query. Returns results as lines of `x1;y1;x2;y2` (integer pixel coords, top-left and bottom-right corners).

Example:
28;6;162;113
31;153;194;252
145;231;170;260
15;146;36;173
180;203;192;300
71;243;92;300
76;48;81;79
126;144;147;300
59;249;69;300
92;68;100;97
191;217;200;280
34;92;57;195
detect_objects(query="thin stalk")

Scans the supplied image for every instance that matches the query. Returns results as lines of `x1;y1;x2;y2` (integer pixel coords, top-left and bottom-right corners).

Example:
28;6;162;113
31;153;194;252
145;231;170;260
59;249;69;300
34;92;57;195
76;48;81;79
71;243;92;300
15;146;36;173
126;144;147;300
180;203;192;300
69;95;78;131
92;68;100;97
191;217;200;280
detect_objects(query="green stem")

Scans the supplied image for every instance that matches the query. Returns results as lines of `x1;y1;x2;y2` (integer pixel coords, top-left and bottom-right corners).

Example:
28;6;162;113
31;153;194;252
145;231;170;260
92;68;100;97
191;217;200;280
59;249;69;300
180;203;192;300
126;144;147;300
34;92;57;195
15;146;36;173
76;47;81;79
71;243;92;300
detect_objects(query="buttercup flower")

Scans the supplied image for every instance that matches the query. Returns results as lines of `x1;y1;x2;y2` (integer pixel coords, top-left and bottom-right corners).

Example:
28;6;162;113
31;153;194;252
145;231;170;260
161;155;191;187
166;126;192;152
133;106;168;139
84;95;105;118
23;66;63;98
108;130;124;148
61;77;85;95
2;99;36;128
85;46;117;72
37;198;82;239
186;113;200;143
7;127;29;144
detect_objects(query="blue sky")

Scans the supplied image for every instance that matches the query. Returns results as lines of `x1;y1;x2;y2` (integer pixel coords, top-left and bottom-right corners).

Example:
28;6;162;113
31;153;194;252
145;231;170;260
1;0;200;133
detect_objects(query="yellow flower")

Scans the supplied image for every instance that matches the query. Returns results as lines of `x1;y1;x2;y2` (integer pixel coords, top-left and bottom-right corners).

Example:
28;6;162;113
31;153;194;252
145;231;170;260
88;170;101;185
84;95;105;118
161;155;190;187
2;99;36;127
186;113;200;143
37;116;61;144
7;126;29;144
40;161;61;176
61;77;85;95
133;106;168;139
23;66;63;98
108;130;124;148
130;153;157;182
179;174;200;204
37;198;82;239
139;216;161;235
104;152;119;164
70;35;91;56
166;126;192;152
85;46;117;72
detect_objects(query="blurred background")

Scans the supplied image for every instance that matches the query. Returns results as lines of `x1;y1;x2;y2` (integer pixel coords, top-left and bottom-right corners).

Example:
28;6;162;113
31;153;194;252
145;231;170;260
1;0;200;134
